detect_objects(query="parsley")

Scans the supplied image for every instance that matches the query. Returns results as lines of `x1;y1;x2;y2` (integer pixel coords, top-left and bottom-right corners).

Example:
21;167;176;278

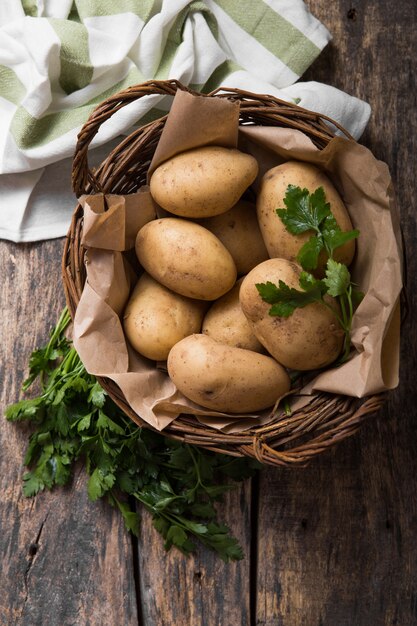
323;258;351;296
256;274;327;317
6;308;260;561
257;185;364;362
277;184;359;271
323;259;364;360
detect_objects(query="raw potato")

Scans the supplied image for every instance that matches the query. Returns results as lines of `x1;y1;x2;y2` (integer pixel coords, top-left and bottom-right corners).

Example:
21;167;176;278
123;273;206;361
197;200;269;275
167;334;290;413
135;218;237;300
150;146;258;218
257;161;355;273
202;279;264;353
240;258;344;370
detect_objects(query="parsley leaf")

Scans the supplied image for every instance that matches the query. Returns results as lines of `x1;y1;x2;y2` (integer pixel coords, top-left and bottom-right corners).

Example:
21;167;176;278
89;382;107;408
165;525;189;550
203;523;244;562
256;278;325;317
23;472;45;497
5;397;44;422
87;467;116;501
277;185;330;234
110;496;140;536
277;185;360;272
322;214;360;257
323;259;351;297
298;271;325;291
297;235;323;271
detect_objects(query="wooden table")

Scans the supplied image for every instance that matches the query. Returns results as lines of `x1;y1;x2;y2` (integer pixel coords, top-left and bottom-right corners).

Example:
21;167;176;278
1;2;416;624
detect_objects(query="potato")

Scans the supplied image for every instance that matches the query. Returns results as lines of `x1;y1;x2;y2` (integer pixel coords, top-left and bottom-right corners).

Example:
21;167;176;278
135;218;237;300
150;146;258;218
257;161;355;273
167;334;290;413
197;200;269;275
240;258;344;370
202;279;264;353
123;273;206;361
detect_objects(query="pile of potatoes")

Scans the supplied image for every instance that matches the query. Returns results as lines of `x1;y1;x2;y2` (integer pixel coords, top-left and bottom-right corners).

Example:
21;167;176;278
123;146;356;414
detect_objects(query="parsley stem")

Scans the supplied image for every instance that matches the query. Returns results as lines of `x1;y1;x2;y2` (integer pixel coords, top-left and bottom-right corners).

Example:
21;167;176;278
338;292;354;362
40;351;83;398
47;307;71;351
321;295;353;364
347;285;354;322
339;294;348;329
188;446;203;486
62;348;80;374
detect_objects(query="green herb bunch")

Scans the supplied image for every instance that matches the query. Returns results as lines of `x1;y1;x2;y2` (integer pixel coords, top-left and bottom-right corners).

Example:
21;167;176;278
6;308;260;561
256;185;364;362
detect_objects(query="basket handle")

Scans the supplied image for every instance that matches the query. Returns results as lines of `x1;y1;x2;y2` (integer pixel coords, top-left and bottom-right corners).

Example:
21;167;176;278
71;79;191;197
72;78;353;197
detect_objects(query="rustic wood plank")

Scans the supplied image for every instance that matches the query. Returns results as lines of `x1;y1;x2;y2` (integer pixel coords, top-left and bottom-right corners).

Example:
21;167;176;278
256;0;417;624
0;240;139;626
136;479;252;626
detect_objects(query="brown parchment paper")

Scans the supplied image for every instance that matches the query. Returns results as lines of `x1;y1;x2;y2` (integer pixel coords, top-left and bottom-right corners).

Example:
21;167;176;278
72;90;403;433
148;89;240;179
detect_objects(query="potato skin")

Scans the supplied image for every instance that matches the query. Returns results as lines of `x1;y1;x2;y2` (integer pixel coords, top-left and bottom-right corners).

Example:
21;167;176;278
150;146;258;218
257;161;355;273
202;279;264;353
197;200;269;275
240;258;344;370
135;218;237;300
167;334;290;413
123;273;206;361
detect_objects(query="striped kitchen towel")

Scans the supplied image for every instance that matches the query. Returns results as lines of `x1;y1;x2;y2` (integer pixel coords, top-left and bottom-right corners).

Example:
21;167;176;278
0;0;370;242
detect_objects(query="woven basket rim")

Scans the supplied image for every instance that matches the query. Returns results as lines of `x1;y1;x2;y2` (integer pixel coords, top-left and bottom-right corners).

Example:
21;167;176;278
62;79;387;467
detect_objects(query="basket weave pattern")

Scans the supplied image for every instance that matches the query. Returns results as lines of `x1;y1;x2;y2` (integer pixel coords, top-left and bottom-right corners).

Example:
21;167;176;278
62;80;385;467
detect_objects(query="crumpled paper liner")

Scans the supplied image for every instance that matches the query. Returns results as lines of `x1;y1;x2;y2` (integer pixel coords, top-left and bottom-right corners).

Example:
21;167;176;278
147;90;240;179
72;89;402;433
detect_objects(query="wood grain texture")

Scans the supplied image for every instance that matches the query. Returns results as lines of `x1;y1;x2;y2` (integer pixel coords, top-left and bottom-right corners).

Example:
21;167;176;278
0;240;138;626
255;1;417;624
136;479;252;626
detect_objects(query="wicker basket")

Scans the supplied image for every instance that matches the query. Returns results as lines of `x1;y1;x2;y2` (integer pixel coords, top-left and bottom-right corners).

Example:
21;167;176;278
62;79;386;467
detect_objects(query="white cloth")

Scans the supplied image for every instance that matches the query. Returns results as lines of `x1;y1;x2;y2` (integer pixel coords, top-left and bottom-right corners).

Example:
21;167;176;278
0;0;370;242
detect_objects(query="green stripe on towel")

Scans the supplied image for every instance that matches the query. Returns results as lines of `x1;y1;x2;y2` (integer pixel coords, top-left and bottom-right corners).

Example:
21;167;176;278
201;60;242;93
49;19;94;95
155;2;219;81
22;0;38;17
10;66;145;149
74;0;154;22
0;66;26;105
214;0;320;76
154;39;179;80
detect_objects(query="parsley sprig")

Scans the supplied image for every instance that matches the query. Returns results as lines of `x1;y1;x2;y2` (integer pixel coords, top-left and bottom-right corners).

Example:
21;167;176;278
277;185;360;271
257;185;364;362
6;308;260;561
